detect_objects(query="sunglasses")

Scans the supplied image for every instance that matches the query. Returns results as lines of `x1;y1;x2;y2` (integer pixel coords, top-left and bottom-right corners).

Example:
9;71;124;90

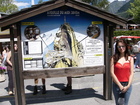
117;46;125;48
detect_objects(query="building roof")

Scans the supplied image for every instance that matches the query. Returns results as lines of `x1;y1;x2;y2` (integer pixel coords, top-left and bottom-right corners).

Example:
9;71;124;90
0;0;127;28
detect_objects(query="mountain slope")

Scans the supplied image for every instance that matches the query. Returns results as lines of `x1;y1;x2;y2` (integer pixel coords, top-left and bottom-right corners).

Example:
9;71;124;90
108;0;127;14
116;0;134;19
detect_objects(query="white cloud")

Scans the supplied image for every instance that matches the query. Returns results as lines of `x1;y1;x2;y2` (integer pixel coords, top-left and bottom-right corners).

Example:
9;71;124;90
13;1;30;9
13;0;30;10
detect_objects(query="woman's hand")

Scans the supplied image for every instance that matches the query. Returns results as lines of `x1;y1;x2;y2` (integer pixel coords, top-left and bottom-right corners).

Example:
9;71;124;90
119;85;124;92
121;86;129;93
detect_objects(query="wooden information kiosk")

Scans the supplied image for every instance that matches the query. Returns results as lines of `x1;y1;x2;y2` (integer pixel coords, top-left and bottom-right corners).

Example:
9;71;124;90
0;0;127;105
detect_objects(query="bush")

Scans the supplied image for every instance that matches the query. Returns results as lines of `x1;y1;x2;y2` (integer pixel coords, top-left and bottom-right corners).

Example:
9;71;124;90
114;30;140;37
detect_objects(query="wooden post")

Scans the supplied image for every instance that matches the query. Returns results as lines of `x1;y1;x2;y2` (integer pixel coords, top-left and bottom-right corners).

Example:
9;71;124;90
17;23;26;105
10;24;26;105
107;25;114;100
103;22;114;100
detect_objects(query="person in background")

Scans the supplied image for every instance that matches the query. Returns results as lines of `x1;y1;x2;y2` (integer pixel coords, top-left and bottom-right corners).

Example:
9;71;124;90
134;40;140;68
14;43;18;52
1;45;8;66
110;39;134;105
6;45;13;95
128;44;136;65
62;77;72;94
33;78;46;95
113;39;117;54
0;57;2;66
6;43;18;95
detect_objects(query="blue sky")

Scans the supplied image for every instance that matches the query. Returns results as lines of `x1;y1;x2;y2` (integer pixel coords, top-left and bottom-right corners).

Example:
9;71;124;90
14;0;125;10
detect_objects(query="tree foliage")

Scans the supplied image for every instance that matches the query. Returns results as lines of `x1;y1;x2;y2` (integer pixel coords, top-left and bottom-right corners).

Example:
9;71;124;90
0;0;18;14
38;0;44;4
127;0;140;23
81;0;109;10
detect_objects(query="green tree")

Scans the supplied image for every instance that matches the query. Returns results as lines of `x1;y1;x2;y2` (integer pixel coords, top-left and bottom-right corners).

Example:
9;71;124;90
127;0;140;23
0;0;18;14
38;0;44;4
82;0;109;10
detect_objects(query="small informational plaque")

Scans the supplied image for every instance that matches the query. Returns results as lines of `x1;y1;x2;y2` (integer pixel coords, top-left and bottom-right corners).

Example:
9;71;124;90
28;41;42;54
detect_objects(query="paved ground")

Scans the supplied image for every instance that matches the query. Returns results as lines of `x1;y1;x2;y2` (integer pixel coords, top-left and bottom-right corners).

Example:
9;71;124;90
0;69;140;105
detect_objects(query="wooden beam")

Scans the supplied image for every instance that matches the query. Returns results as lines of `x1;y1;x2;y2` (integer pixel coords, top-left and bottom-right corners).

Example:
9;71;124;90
65;2;127;26
0;1;65;28
0;34;10;38
23;65;105;79
0;0;127;28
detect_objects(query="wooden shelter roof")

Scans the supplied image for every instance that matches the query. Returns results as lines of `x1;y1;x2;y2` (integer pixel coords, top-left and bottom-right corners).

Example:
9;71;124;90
0;0;127;29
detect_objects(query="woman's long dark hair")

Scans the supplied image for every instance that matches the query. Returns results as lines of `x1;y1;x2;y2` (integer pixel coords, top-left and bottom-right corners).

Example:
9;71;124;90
113;39;130;64
5;45;11;52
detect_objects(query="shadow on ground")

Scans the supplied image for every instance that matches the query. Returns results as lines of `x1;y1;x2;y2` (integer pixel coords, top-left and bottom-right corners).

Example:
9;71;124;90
25;83;104;105
0;83;104;105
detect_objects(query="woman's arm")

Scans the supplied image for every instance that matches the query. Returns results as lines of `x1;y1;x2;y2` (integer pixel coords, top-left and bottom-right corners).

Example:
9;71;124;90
6;51;12;66
123;56;134;92
110;57;124;91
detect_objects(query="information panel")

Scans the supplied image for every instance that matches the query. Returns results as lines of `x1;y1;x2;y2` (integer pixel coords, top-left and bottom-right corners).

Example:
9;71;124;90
21;7;104;70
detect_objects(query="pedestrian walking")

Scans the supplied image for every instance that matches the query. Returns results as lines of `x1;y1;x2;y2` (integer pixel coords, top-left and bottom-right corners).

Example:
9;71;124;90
110;39;134;105
133;40;140;68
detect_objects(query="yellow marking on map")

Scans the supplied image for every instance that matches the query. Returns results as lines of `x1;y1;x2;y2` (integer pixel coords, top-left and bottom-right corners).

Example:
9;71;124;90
24;58;33;60
94;54;103;56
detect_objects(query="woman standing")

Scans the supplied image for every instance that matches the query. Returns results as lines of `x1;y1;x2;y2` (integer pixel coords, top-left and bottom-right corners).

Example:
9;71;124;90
110;39;134;105
6;45;13;95
6;44;18;95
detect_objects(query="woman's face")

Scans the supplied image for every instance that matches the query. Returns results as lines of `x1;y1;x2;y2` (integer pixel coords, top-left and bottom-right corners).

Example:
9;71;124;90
14;44;18;51
6;47;9;52
117;42;126;53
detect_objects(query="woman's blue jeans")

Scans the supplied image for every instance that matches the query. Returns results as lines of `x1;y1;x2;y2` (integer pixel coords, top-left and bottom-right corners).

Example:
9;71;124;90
113;82;132;105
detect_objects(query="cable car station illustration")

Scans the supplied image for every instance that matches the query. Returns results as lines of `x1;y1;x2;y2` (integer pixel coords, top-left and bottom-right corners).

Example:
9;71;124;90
0;0;127;105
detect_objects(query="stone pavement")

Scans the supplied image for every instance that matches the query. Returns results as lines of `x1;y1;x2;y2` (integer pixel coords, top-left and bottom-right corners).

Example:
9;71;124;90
0;69;140;105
